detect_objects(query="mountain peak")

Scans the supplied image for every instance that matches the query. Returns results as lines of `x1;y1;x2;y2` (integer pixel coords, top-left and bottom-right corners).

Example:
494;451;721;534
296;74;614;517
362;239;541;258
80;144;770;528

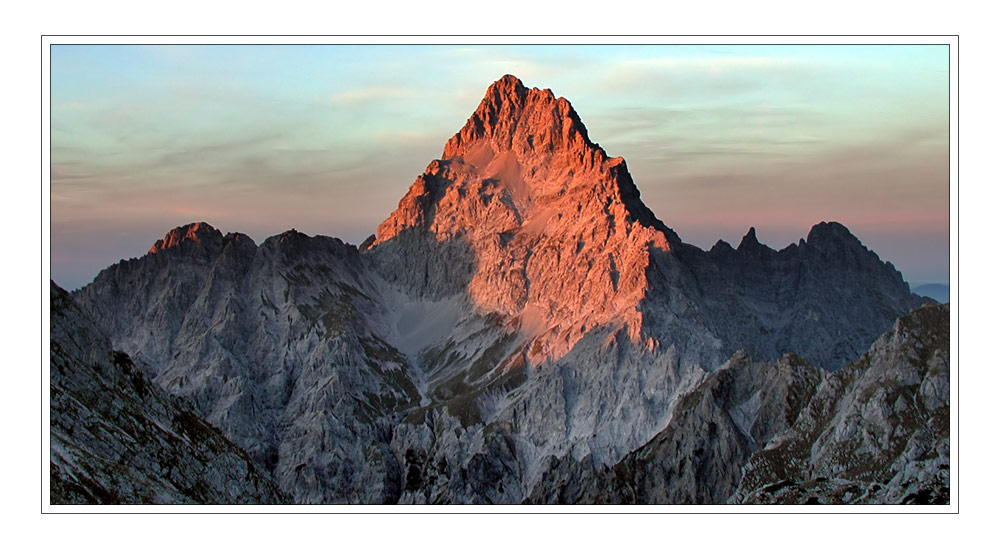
374;76;676;252
442;75;599;161
149;222;223;254
486;74;528;103
495;74;524;87
738;227;761;248
369;76;681;361
806;221;862;248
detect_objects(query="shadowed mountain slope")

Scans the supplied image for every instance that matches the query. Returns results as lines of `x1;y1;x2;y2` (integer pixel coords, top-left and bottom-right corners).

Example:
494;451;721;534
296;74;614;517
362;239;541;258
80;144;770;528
527;304;949;504
50;281;288;504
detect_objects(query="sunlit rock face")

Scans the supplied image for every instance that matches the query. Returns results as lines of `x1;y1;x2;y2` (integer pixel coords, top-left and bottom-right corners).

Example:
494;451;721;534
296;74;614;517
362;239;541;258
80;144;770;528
68;75;937;504
148;221;225;255
370;75;683;365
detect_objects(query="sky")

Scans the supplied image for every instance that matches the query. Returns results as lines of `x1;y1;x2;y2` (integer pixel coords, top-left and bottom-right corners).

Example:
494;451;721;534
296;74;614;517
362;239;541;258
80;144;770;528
49;44;950;289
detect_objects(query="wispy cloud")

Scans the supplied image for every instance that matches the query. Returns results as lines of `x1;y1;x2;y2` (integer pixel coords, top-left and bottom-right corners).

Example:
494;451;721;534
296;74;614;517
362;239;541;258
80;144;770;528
49;44;949;290
330;86;416;105
621;56;800;72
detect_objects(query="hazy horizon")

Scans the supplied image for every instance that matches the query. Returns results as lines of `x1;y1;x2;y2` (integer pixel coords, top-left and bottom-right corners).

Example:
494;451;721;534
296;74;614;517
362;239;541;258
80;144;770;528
50;44;950;290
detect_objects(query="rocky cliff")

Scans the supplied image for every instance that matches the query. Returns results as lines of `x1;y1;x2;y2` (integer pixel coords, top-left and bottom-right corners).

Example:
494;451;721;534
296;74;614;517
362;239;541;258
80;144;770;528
50;281;288;504
678;221;924;370
526;304;949;504
732;303;950;504
74;229;421;503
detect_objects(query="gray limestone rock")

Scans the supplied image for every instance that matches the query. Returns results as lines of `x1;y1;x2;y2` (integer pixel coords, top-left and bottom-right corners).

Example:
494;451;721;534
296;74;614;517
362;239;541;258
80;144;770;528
526;352;822;504
50;281;288;504
525;304;948;504
731;303;950;504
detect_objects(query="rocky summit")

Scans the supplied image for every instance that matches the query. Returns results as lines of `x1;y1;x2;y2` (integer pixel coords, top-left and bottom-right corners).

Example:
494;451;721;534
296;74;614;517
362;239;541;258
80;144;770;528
56;75;943;505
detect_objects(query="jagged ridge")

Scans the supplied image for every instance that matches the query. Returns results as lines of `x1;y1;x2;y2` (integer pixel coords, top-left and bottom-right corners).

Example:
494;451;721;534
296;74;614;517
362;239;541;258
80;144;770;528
527;304;949;504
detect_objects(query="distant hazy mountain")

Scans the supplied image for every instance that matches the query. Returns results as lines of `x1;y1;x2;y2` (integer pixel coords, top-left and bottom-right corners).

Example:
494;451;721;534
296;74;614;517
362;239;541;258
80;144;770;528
913;283;950;303
60;75;943;504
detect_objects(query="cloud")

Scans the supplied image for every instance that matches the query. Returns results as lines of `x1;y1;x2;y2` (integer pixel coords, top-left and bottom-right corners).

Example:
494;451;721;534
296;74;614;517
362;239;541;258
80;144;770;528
330;86;416;105
434;48;557;80
152;132;284;170
594;54;815;100
586;104;827;155
633;124;949;263
49;45;949;292
621;56;800;72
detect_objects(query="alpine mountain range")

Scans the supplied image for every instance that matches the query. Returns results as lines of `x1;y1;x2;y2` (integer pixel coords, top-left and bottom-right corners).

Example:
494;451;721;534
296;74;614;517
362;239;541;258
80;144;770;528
50;75;949;505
